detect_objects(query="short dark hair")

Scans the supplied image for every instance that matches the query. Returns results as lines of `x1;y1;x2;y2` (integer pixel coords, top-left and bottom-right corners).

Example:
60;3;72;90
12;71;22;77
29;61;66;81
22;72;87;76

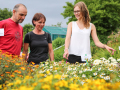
13;3;27;11
32;13;46;26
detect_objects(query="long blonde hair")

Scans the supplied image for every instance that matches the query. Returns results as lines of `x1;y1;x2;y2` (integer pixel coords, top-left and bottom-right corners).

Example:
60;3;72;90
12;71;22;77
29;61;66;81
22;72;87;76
74;2;91;28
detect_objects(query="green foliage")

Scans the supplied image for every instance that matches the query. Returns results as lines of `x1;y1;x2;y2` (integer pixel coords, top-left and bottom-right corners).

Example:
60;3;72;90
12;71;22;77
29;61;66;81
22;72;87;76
52;37;65;62
54;46;66;62
52;37;65;49
91;30;120;59
61;0;120;43
51;22;62;27
0;8;12;20
23;23;34;38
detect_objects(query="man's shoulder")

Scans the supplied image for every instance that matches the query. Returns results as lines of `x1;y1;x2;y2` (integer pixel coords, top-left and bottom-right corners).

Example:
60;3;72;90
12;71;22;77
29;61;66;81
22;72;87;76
0;18;9;23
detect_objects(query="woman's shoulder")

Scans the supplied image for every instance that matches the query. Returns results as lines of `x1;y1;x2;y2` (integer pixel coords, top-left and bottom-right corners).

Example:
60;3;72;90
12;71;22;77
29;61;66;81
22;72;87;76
25;31;33;36
90;23;95;27
68;21;76;26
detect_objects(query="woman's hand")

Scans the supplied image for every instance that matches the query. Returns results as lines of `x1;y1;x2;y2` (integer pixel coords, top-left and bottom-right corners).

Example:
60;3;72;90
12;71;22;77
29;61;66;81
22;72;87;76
63;49;69;60
104;45;116;55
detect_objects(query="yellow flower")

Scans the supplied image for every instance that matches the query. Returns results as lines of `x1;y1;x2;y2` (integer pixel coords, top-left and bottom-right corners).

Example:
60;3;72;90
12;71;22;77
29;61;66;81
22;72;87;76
14;79;21;85
31;62;35;65
46;70;50;74
41;84;50;90
0;85;2;89
54;74;61;79
69;83;79;90
15;63;21;65
32;82;38;87
20;67;26;70
39;73;45;77
7;83;13;86
19;86;34;90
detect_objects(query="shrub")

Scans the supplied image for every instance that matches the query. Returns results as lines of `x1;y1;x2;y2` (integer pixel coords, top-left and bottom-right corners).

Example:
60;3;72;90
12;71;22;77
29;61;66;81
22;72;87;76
52;37;65;49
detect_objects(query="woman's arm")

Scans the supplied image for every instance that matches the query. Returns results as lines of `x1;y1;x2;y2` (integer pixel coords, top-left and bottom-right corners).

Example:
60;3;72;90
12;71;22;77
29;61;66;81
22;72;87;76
48;43;54;61
91;23;116;55
63;22;72;59
23;43;29;60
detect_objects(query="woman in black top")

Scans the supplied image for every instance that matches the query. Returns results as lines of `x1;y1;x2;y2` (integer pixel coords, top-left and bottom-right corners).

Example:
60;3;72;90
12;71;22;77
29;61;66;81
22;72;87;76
23;13;54;64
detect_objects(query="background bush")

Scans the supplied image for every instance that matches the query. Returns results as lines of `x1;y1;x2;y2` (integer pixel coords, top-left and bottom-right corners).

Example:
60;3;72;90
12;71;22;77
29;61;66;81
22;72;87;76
52;37;65;49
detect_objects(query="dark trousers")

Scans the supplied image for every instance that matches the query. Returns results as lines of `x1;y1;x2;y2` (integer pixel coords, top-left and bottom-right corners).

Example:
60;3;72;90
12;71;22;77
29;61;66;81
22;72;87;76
67;54;86;64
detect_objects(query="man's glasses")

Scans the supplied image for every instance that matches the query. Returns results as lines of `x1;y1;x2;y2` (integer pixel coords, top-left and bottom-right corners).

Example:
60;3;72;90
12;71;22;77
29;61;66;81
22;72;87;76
73;10;80;14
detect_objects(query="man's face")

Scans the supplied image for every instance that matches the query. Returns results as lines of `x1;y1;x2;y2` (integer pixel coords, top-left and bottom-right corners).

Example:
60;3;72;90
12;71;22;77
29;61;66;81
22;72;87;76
14;6;27;23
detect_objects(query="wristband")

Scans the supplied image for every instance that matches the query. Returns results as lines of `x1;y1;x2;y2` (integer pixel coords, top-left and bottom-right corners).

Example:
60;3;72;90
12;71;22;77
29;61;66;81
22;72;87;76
64;48;68;52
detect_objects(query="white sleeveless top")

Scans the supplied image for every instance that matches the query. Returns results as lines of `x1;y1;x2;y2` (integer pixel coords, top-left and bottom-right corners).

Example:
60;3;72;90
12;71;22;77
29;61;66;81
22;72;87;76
69;21;92;61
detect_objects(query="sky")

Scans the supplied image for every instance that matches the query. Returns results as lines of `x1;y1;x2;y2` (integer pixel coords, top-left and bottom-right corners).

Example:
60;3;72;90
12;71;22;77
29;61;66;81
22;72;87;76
0;0;75;28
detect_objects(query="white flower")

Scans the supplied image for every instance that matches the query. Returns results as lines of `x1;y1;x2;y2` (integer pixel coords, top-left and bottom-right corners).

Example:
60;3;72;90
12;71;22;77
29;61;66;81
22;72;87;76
93;72;97;76
117;59;120;61
98;67;101;71
88;68;92;71
50;66;53;68
100;57;107;61
93;59;101;65
83;69;87;72
54;70;57;72
82;74;86;78
111;59;117;63
108;57;114;60
45;62;49;65
109;63;117;67
83;63;87;66
104;76;110;80
100;75;104;78
67;67;72;71
40;64;44;67
81;81;85;85
73;67;76;70
104;60;110;64
79;70;83;73
108;68;113;71
101;73;105;75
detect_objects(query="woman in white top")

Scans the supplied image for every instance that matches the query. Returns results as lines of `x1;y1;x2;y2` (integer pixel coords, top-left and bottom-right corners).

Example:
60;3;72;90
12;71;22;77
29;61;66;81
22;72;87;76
63;1;115;64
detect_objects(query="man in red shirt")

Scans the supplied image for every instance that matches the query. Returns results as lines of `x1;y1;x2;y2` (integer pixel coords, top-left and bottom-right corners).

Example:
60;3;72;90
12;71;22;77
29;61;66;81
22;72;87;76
0;4;27;55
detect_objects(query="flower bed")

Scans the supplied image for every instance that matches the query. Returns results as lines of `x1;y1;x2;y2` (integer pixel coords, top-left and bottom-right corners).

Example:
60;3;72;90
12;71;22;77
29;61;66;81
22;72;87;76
0;51;120;90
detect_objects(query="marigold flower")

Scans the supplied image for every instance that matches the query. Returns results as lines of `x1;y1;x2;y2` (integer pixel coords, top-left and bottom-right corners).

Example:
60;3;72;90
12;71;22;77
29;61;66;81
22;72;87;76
1;74;4;76
5;72;11;74
5;65;9;68
20;67;26;70
10;74;15;77
15;63;21;65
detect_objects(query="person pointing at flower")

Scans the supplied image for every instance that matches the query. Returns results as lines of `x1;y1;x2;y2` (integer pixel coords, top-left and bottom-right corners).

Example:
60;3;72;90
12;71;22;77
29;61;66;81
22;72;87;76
63;1;116;64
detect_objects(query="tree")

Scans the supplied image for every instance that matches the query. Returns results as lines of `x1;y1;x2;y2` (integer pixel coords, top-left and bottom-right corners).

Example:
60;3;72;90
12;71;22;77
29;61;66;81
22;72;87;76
0;8;12;20
23;23;34;38
61;0;120;43
51;22;62;27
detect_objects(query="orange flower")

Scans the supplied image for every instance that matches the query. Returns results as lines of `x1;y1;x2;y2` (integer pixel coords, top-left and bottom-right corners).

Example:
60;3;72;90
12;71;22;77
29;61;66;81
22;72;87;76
0;50;2;52
17;75;23;78
14;70;19;73
31;62;35;65
10;74;15;77
5;72;11;74
1;74;4;76
5;65;9;68
15;63;21;65
20;67;26;70
17;71;21;74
